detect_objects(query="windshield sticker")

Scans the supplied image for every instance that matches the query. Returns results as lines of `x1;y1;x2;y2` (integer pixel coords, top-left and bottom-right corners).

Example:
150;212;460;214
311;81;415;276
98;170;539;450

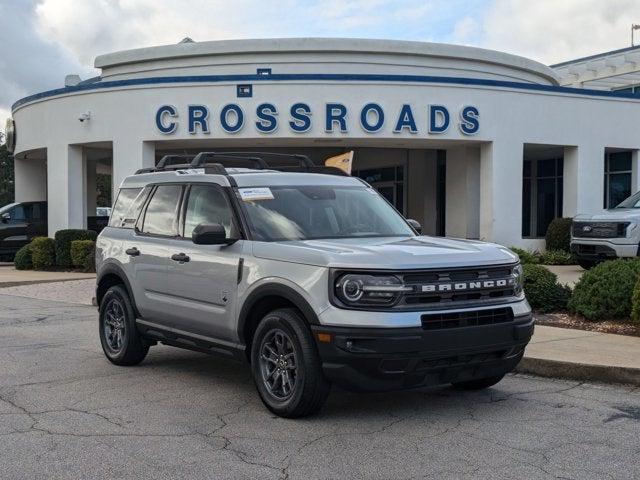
238;187;275;201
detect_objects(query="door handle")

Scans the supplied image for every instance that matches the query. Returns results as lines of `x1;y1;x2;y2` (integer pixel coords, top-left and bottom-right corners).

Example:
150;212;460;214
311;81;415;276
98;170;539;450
125;247;140;256
171;252;190;263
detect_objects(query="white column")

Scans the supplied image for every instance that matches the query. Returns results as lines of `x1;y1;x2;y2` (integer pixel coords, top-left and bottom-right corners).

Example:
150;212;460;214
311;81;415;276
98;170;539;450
112;140;155;202
47;144;86;235
446;146;480;239
563;143;604;216
407;149;437;235
479;140;523;246
14;158;47;202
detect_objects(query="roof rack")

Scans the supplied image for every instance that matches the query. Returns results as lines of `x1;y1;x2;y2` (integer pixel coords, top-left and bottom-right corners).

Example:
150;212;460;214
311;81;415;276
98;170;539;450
133;151;349;177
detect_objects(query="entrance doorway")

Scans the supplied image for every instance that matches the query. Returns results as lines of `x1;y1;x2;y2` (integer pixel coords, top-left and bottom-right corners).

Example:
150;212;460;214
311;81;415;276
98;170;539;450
353;165;405;214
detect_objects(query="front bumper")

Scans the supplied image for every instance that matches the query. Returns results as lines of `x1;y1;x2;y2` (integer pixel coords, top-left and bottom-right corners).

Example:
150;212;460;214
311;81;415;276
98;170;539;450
570;239;639;260
312;311;534;392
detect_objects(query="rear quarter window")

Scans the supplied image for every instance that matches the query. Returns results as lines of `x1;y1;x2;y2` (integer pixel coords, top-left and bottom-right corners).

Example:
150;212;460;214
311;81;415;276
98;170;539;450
109;187;150;228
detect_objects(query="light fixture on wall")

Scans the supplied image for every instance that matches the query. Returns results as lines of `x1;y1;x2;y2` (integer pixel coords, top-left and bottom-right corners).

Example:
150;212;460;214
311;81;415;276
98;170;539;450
79;111;91;123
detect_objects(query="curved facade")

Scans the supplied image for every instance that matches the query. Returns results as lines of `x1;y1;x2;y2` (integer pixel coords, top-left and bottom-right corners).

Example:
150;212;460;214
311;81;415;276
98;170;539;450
10;38;640;248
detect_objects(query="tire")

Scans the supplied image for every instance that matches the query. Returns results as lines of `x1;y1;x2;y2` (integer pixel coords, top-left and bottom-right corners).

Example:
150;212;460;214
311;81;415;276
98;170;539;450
451;374;505;391
577;259;596;270
250;308;330;418
99;285;149;366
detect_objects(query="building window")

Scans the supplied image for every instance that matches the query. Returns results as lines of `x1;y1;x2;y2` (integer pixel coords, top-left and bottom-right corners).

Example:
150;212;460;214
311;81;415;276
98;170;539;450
353;165;405;214
522;157;563;238
604;151;632;209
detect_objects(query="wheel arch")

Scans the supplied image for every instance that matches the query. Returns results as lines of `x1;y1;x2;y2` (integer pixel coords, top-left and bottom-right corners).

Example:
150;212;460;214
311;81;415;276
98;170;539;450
96;263;140;317
238;283;320;360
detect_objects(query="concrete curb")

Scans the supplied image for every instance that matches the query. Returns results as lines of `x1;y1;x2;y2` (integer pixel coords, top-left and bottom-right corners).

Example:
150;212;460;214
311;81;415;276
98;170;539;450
516;357;640;387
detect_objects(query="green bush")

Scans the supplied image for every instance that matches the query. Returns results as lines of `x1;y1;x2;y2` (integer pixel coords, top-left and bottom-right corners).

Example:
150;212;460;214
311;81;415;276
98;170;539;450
14;243;33;270
523;264;570;313
545;218;572;252
30;237;56;270
569;258;640;321
631;276;640;324
510;247;539;265
55;229;97;268
70;240;96;272
538;249;576;266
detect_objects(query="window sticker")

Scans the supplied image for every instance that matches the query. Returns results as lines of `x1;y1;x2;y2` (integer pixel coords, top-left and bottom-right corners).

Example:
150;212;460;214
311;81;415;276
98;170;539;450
238;187;275;201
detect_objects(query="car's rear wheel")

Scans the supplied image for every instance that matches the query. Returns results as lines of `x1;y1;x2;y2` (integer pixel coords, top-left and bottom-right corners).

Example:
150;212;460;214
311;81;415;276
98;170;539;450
251;308;330;418
99;285;148;366
451;374;505;391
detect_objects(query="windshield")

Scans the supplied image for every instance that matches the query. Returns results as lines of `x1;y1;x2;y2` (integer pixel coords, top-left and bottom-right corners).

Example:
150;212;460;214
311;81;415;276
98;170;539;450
0;203;17;214
238;185;415;241
615;191;640;209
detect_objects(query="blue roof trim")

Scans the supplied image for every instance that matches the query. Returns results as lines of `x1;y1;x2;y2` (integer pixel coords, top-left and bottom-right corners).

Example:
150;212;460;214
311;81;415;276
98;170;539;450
551;44;640;68
11;73;640;111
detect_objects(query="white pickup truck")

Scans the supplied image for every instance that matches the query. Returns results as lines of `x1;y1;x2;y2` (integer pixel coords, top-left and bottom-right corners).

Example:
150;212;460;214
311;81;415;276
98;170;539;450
571;191;640;269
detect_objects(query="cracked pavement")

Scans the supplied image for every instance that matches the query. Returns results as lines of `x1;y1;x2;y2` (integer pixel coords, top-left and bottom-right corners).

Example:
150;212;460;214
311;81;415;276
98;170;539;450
1;294;639;479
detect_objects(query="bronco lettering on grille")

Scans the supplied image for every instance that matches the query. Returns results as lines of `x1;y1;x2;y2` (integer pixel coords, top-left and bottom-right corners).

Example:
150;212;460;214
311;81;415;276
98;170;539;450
421;278;514;293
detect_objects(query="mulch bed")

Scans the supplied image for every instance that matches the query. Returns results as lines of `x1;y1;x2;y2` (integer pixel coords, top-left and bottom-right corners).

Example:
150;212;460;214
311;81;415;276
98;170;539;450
535;312;640;337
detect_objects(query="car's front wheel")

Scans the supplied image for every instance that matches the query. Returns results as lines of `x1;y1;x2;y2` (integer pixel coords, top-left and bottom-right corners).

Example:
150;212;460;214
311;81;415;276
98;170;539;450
251;308;330;418
99;285;149;366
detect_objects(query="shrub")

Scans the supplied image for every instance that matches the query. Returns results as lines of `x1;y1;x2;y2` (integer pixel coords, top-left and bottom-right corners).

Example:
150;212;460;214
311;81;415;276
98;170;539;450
14;243;33;270
631;277;640;324
510;247;539;265
55;229;97;268
538;249;576;266
30;237;56;270
523;264;570;313
71;240;96;272
545;218;572;252
569;258;640;321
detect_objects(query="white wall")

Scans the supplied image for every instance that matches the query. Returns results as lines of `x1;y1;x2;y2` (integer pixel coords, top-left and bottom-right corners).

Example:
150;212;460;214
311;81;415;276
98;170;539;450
445;146;480;239
14;158;46;203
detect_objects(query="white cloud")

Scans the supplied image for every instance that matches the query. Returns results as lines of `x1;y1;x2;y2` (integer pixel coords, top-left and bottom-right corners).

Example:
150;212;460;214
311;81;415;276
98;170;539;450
456;0;640;64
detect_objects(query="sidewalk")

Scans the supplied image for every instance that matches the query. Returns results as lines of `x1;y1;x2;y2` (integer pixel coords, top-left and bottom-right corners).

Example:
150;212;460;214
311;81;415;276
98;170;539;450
518;324;640;386
0;264;95;287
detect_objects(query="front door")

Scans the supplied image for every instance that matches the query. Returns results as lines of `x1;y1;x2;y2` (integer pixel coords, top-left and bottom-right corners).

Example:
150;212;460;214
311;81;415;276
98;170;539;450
164;184;243;343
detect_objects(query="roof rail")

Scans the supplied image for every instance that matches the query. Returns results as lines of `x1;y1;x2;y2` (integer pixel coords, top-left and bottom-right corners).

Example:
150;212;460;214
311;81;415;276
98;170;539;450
134;154;195;174
190;152;269;169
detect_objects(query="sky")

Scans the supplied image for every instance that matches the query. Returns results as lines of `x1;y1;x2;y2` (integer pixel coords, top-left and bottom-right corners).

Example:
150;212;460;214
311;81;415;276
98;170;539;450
0;0;639;137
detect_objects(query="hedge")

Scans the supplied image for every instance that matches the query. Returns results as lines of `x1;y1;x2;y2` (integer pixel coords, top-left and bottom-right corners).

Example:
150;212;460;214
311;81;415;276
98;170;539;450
523;264;570;313
545;218;572;252
14;243;33;270
55;229;97;268
30;237;56;270
538;249;576;266
509;247;539;265
71;240;96;272
569;258;640;320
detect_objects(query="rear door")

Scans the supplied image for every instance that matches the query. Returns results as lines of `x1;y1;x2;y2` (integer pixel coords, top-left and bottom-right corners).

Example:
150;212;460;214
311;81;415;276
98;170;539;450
131;184;184;325
27;202;48;239
163;183;244;342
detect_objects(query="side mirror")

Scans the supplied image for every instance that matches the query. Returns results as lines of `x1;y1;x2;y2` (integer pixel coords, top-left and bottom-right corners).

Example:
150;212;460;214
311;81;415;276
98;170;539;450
192;223;236;245
1;212;10;223
407;218;422;234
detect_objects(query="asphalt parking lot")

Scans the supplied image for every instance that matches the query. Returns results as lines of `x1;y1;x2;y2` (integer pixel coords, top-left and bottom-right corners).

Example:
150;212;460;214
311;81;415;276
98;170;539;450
1;293;639;480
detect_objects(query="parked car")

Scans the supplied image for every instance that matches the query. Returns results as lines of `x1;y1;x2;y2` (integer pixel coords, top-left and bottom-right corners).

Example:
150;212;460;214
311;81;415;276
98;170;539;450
0;201;47;260
571;190;640;269
95;152;533;418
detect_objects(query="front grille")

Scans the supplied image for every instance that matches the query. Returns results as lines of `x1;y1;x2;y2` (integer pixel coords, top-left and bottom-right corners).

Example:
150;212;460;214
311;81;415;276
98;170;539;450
572;221;628;238
421;307;514;330
397;265;518;309
415;349;509;371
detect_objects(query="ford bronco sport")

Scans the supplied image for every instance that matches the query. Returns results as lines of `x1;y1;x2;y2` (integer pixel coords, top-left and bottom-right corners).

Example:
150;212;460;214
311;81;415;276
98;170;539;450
96;152;533;418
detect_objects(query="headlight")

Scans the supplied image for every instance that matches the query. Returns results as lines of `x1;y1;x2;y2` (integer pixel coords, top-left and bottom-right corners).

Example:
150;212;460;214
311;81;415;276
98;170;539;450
513;263;524;296
334;273;411;307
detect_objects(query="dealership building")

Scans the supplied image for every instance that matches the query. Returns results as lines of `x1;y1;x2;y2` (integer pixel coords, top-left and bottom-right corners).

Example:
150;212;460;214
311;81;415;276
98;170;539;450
6;38;640;249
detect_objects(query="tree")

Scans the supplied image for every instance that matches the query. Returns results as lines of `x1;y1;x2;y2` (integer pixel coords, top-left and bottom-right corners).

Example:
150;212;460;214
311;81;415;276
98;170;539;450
0;142;14;207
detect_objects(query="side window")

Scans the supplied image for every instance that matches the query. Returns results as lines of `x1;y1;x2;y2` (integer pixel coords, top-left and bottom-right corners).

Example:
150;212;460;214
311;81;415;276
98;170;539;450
183;185;237;239
141;185;182;236
10;205;26;222
31;203;45;220
109;187;150;228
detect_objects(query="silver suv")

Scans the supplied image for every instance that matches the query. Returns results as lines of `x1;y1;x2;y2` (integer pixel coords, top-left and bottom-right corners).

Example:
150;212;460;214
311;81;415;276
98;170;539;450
96;152;533;418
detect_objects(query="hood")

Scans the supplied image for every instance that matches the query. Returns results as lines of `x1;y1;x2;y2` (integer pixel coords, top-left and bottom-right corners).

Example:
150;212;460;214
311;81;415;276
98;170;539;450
574;209;640;222
252;235;518;269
